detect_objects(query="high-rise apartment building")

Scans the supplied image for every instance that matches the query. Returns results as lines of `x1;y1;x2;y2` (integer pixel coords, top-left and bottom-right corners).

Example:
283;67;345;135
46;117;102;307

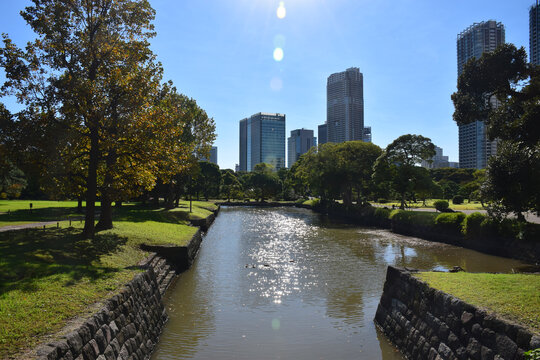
239;113;286;171
531;1;540;65
327;67;364;143
210;146;218;165
421;146;450;169
457;20;504;169
318;123;327;145
362;126;372;143
287;128;317;167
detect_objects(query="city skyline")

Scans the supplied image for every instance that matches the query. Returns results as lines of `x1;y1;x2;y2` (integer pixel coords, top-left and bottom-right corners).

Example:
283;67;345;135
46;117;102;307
0;0;533;170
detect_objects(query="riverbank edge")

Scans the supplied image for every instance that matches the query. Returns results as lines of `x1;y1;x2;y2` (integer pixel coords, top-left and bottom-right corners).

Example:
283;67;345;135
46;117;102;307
32;206;220;360
375;266;539;360
219;201;539;264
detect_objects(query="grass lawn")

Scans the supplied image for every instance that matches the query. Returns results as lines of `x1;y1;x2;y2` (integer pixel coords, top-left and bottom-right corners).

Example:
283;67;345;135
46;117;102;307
0;200;215;358
416;272;540;333
0;200;97;228
371;199;485;211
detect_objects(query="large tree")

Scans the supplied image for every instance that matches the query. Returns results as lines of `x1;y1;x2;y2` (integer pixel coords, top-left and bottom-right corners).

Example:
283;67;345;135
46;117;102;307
373;134;436;209
1;0;159;236
452;43;540;220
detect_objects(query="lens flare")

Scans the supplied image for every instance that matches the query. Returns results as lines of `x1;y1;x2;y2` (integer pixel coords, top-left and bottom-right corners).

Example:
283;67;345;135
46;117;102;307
277;2;286;19
273;47;284;62
272;318;281;330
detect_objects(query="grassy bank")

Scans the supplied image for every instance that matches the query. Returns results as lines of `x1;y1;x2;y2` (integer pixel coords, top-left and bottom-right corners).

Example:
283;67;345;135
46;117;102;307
416;272;540;333
0;201;215;358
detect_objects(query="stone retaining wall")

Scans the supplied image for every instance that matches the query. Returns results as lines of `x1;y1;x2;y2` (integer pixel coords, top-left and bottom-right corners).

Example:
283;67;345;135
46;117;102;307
375;266;539;360
33;206;220;359
36;265;167;360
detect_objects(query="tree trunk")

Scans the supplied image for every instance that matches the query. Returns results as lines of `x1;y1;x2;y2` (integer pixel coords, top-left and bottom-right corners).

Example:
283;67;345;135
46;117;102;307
96;195;113;231
96;150;116;231
83;128;99;238
77;197;83;213
400;193;406;210
517;212;526;222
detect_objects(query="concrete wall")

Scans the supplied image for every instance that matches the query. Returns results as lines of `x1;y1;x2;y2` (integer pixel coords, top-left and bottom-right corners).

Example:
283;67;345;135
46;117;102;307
375;266;540;360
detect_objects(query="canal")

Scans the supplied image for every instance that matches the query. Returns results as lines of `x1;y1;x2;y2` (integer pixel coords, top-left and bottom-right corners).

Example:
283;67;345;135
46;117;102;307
151;207;526;360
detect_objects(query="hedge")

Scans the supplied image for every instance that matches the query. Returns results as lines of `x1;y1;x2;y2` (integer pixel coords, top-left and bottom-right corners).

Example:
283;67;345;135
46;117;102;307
435;212;466;236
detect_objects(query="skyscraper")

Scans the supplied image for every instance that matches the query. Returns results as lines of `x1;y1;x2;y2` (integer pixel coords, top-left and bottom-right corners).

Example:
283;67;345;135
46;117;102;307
457;20;504;169
287;128;317;167
210;146;218;165
318;123;327;145
362;126;372;143
239;112;286;171
531;1;540;65
327;67;364;143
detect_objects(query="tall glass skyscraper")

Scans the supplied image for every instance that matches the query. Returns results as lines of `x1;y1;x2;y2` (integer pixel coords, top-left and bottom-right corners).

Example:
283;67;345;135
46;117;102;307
531;1;540;65
327;67;364;143
457;20;504;169
239;113;286;171
287;128;316;168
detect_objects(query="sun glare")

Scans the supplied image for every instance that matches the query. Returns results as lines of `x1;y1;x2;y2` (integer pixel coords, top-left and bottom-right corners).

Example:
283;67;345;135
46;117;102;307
273;47;284;61
276;1;286;19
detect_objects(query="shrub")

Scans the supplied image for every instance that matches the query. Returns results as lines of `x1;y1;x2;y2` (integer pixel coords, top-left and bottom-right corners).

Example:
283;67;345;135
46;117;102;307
452;195;464;205
377;198;388;204
462;212;487;239
435;212;466;236
390;210;438;229
374;207;391;219
434;200;449;212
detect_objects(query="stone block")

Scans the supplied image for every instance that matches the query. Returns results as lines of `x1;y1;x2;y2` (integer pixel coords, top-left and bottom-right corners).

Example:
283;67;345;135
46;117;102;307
437;343;453;359
447;332;460;350
471;323;483;337
494;333;517;360
94;329;107;353
66;332;84;356
530;335;540;349
481;328;496;347
109;339;121;357
516;328;532;349
103;345;116;360
78;324;92;344
466;338;481;360
438;323;450;340
480;345;493;360
461;311;474;327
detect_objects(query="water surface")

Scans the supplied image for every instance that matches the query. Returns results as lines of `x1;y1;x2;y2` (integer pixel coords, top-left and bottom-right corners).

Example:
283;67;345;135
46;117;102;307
152;207;526;360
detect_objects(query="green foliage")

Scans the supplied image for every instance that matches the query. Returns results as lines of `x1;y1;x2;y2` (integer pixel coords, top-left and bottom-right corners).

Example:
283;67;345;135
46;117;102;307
452;43;540;220
247;163;281;201
434;212;466;235
462;212;487;239
452;195;464;205
377;198;388;203
389;210;438;228
433;200;449;212
293;141;382;204
196;161;221;201
525;348;540;360
373;134;435;209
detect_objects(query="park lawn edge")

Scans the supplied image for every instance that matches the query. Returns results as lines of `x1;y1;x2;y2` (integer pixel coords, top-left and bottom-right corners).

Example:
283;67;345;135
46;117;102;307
0;201;216;359
415;272;540;334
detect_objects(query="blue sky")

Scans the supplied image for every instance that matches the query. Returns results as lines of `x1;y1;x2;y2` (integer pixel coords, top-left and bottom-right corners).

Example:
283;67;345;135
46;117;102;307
0;0;533;169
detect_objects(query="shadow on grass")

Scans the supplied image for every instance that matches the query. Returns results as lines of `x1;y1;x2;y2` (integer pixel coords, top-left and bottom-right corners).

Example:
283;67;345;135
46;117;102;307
0;207;84;225
0;227;127;295
112;204;191;224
